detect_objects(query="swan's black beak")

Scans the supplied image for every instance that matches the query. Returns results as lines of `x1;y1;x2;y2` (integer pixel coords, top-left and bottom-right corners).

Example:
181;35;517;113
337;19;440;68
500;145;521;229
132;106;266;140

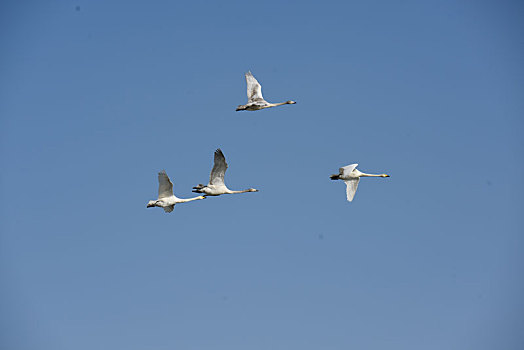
147;203;154;208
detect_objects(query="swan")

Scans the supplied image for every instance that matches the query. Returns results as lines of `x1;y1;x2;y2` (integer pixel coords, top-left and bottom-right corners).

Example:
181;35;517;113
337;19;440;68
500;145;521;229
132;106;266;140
330;164;389;202
147;170;205;213
192;148;259;196
236;71;296;111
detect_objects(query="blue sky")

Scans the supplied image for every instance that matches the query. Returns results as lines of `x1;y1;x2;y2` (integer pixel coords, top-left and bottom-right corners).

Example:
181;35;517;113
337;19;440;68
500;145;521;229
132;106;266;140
1;1;523;349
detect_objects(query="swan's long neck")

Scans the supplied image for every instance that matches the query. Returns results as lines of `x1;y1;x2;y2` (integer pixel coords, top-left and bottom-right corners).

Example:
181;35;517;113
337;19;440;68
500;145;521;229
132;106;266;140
227;189;254;194
269;101;295;107
359;172;389;178
178;196;205;203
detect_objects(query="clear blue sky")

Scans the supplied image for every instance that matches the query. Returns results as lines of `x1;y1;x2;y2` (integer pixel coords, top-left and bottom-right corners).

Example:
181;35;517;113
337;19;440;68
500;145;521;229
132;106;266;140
1;1;523;349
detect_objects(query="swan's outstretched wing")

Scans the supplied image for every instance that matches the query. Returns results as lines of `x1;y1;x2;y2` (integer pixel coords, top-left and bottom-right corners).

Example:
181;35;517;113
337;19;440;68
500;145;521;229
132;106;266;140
163;205;174;213
209;149;228;186
340;164;358;176
158;170;174;199
344;179;360;202
246;71;265;103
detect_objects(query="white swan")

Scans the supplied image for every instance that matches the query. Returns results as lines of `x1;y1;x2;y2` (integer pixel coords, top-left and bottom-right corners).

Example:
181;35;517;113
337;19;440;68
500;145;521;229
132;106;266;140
192;149;258;196
236;71;296;111
330;164;389;202
147;170;205;213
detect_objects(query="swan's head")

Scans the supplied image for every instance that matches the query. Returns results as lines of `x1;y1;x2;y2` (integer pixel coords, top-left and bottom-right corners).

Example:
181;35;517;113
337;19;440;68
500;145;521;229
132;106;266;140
198;196;206;200
236;105;246;111
146;200;156;208
286;100;296;104
381;174;390;178
248;188;259;192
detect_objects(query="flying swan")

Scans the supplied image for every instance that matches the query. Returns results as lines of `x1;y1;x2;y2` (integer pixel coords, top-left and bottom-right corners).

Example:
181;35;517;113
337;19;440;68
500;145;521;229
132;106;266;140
192;149;258;196
147;170;205;213
330;164;389;202
236;71;296;111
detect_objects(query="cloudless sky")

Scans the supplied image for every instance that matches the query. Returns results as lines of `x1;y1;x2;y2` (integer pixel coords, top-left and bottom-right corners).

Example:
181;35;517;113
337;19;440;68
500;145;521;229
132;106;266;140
1;1;523;349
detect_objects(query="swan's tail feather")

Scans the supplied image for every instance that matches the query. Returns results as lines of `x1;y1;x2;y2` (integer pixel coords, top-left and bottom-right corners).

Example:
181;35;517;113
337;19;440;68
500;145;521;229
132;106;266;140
330;174;340;180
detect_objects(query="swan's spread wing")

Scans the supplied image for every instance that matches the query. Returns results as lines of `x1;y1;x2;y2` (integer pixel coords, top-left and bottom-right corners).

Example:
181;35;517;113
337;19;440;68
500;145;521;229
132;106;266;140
340;164;358;176
344;179;360;202
245;71;264;103
158;170;174;199
163;205;174;213
209;148;228;186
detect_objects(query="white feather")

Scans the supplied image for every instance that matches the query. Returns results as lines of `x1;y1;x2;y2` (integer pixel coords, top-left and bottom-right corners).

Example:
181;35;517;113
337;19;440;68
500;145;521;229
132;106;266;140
245;71;264;103
344;179;360;202
339;164;358;177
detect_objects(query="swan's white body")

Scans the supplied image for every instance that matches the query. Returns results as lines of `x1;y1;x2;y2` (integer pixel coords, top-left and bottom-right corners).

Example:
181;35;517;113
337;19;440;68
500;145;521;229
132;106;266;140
330;164;389;202
193;149;258;196
236;71;296;111
147;170;205;213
